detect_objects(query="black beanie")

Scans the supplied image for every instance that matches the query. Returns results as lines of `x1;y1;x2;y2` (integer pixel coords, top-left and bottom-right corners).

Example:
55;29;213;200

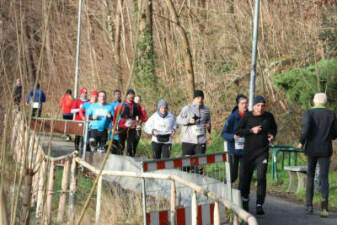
236;94;247;104
253;96;266;105
126;89;135;95
194;90;204;98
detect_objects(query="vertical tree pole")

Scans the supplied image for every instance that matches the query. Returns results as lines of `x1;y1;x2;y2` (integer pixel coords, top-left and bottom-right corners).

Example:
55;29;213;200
74;0;84;99
45;161;55;225
57;159;70;223
95;175;102;224
36;160;46;219
191;191;197;225
248;0;260;111
170;180;176;225
69;156;77;225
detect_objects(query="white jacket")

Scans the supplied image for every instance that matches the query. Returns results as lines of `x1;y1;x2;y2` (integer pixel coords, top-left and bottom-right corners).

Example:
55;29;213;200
144;112;178;144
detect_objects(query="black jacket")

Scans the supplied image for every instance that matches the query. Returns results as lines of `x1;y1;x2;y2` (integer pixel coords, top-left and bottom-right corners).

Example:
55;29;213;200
13;85;22;104
299;107;337;157
235;111;277;162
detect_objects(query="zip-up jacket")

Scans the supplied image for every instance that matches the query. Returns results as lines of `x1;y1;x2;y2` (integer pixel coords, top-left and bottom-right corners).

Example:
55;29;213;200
144;112;178;144
177;103;211;144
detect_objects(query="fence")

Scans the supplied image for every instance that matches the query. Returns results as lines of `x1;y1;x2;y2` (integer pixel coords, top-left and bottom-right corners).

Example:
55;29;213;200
10;113;258;225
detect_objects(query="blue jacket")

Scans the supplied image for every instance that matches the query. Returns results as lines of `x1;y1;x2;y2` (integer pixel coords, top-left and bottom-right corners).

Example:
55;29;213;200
26;88;46;104
87;103;114;132
221;108;244;155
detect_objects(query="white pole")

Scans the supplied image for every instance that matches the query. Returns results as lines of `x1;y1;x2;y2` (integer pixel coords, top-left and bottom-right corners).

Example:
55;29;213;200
74;0;84;99
248;0;261;111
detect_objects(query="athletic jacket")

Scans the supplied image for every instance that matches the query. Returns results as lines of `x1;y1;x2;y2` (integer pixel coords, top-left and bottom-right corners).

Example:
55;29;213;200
177;103;211;144
59;94;73;114
71;98;88;121
144;112;178;144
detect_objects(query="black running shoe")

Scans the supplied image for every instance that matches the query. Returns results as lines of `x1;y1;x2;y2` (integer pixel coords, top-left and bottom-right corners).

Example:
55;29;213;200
305;206;313;215
256;205;265;215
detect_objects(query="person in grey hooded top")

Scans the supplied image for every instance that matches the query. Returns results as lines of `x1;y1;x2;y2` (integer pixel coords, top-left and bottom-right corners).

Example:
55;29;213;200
177;90;211;156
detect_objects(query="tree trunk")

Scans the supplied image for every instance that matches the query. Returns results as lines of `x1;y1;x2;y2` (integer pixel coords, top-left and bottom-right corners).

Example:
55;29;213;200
22;168;34;225
114;0;124;91
166;0;195;100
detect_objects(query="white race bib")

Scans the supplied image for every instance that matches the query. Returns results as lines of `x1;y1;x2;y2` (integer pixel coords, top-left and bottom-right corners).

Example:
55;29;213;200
125;119;135;127
235;137;245;150
31;102;40;109
192;125;205;136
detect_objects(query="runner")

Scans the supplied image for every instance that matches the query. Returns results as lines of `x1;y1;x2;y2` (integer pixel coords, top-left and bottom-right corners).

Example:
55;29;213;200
26;83;46;117
235;96;277;215
71;88;88;151
144;99;177;159
177;90;211;173
109;89;122;154
221;94;248;183
59;89;74;141
134;95;148;152
87;91;114;153
297;93;337;217
113;89;144;157
13;78;22;112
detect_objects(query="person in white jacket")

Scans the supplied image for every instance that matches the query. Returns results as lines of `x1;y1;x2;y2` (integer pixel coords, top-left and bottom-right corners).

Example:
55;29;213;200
144;99;178;159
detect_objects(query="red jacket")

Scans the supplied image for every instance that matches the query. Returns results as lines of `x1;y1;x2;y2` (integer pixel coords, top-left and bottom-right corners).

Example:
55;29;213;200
71;98;88;121
59;94;73;114
113;101;146;129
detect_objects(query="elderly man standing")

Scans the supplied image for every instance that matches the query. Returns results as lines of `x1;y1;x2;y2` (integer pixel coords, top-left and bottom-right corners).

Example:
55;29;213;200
298;93;337;217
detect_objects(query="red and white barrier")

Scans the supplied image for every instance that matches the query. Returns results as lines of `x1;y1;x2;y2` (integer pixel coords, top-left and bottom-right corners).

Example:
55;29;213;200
146;203;226;225
143;153;227;172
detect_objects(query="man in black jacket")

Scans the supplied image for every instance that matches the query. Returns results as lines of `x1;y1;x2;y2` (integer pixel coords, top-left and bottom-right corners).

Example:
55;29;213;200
235;96;277;215
298;93;337;217
13;79;22;111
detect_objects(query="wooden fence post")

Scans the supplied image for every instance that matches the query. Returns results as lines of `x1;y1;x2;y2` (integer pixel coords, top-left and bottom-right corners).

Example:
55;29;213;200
191;191;197;225
36;160;46;219
214;201;220;225
170;180;176;225
95;175;102;224
68;156;77;225
45;161;55;225
57;159;70;223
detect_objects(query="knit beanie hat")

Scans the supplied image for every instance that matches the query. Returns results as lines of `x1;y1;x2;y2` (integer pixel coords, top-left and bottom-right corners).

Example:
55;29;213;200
91;90;98;97
80;88;88;94
194;90;204;99
253;96;266;105
157;99;168;109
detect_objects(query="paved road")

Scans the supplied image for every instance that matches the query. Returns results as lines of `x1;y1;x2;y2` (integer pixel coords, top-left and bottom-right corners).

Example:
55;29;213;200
249;193;337;225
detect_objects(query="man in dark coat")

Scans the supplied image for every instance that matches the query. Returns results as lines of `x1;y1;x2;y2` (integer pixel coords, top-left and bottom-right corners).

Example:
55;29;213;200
298;93;337;217
13;79;22;111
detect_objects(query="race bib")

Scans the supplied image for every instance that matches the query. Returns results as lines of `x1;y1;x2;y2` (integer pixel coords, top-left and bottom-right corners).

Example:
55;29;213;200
235;137;245;150
31;102;40;109
192;125;205;136
158;122;168;131
125;119;135;127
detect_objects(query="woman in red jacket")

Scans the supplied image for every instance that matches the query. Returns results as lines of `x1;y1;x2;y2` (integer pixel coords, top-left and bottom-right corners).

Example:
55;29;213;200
59;89;74;140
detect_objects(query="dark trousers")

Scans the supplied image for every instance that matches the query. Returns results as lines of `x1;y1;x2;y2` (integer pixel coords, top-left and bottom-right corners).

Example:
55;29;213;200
182;142;206;173
62;114;73;120
74;136;82;150
229;154;241;183
32;107;42;117
152;142;171;159
306;156;330;206
90;129;108;149
134;129;142;151
239;157;268;206
118;128;137;157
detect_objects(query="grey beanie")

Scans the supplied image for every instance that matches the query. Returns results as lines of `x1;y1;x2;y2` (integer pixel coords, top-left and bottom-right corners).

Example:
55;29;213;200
157;99;168;109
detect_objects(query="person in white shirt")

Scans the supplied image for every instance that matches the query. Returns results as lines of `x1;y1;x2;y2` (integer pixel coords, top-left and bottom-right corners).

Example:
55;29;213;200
144;100;178;159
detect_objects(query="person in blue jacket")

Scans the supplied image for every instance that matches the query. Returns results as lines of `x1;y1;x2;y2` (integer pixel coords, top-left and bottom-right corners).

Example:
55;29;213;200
87;91;114;153
26;83;46;117
221;94;248;183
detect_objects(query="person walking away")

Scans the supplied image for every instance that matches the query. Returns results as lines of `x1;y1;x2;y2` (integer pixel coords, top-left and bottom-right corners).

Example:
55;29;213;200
59;89;74;141
13;79;22;112
71;88;88;151
221;94;248;183
87;91;114;153
113;89;144;157
235;96;277;215
109;89;122;154
26;83;46;117
297;93;337;217
134;95;148;152
144;100;177;159
177;90;211;173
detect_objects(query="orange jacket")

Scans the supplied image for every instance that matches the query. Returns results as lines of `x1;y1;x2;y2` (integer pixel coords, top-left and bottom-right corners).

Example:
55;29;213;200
59;94;73;114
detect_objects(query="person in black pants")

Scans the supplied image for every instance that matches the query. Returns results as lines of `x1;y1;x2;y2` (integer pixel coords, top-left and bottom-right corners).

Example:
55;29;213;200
221;94;248;183
297;93;337;217
235;96;277;215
